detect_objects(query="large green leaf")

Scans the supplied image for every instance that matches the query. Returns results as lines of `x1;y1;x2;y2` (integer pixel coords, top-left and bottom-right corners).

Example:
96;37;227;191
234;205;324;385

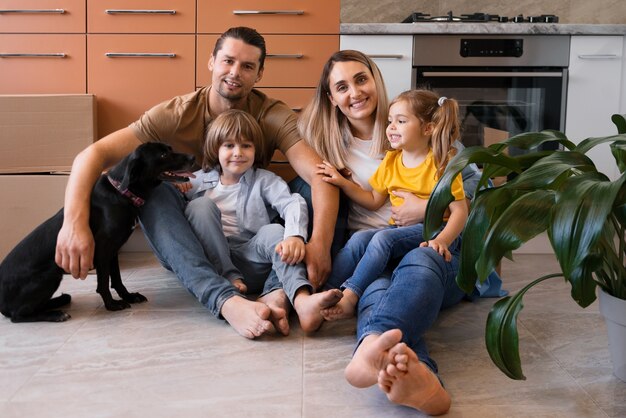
486;273;563;380
476;190;554;279
610;142;626;174
550;171;626;307
425;147;521;239
455;187;517;293
574;134;626;155
504;130;576;151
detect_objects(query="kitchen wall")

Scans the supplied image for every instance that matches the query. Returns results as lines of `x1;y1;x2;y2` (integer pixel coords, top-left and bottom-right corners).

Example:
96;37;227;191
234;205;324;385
341;0;626;24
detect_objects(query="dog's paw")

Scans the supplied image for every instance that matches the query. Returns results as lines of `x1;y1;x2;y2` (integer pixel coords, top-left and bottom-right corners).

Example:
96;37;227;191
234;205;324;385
54;312;72;322
124;292;148;304
104;299;131;311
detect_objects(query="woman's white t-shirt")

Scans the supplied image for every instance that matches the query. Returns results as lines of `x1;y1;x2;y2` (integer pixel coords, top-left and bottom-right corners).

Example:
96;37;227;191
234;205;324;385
344;136;392;232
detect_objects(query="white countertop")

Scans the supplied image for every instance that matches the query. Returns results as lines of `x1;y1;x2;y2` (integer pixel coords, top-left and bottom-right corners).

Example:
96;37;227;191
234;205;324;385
340;23;626;36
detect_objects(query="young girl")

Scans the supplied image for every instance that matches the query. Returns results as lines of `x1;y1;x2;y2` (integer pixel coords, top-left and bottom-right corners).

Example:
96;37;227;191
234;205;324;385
182;109;341;333
317;89;469;320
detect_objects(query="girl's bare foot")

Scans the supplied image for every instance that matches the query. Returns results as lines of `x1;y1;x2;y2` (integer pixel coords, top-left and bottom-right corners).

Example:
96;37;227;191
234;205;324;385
231;278;248;294
257;289;291;336
378;342;451;416
220;295;274;339
344;329;403;388
321;289;358;321
293;288;342;332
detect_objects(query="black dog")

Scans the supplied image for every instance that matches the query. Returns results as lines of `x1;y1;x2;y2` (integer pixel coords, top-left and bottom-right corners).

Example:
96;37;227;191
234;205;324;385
0;143;195;323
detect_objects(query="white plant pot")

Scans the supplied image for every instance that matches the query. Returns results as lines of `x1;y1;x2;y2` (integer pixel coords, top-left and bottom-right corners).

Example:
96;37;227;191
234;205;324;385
599;288;626;382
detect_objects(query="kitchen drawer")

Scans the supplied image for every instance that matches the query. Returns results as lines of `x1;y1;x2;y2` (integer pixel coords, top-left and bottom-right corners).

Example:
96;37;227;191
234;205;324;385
257;88;315;113
88;34;195;138
0;0;86;33
197;0;339;34
87;0;195;34
197;35;338;88
0;34;86;94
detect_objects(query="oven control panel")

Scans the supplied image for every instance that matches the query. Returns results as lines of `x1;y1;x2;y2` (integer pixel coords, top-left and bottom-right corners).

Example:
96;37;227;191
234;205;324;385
460;39;523;57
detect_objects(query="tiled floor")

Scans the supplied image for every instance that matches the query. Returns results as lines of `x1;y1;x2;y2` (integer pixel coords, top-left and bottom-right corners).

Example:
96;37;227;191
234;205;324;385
1;252;624;417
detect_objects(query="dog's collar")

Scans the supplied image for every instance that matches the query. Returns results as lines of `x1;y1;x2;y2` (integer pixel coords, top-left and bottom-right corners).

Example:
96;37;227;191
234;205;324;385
107;175;145;207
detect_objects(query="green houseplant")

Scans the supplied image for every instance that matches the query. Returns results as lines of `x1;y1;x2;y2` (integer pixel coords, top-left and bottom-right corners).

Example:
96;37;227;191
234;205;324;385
424;114;626;381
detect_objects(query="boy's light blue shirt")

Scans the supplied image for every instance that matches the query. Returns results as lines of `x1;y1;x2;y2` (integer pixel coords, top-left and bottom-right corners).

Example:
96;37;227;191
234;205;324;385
186;167;308;241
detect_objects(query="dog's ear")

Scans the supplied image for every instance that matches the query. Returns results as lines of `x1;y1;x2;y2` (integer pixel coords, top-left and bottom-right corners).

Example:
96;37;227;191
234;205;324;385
119;152;143;191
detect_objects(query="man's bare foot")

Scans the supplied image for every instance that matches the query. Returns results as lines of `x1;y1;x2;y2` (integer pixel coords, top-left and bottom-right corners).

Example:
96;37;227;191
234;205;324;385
257;289;290;336
377;342;451;416
344;329;402;388
321;289;358;321
220;295;274;339
293;288;342;332
231;278;248;294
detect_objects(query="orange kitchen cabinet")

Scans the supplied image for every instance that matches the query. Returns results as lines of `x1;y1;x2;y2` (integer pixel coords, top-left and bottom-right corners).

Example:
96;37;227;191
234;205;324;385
0;0;86;33
197;0;339;34
87;34;195;138
87;0;195;34
258;88;315;113
0;34;86;93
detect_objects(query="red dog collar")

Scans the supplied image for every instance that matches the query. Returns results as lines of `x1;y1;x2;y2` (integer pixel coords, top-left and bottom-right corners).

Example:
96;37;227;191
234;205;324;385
107;175;145;207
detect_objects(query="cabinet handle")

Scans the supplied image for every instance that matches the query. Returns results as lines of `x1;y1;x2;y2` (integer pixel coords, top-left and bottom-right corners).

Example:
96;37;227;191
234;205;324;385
233;10;304;15
0;9;65;14
105;53;176;58
267;54;303;59
577;54;619;60
368;54;404;60
0;53;66;58
105;9;176;15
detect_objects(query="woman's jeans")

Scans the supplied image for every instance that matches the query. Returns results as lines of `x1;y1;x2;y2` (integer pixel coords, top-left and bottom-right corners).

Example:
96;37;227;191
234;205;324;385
355;245;465;374
137;183;241;317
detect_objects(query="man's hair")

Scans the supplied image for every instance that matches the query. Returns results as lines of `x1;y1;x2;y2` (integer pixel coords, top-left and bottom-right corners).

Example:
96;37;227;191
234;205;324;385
212;27;267;70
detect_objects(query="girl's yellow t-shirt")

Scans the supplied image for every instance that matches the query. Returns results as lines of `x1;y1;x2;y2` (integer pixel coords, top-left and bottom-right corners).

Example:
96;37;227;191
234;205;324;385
369;149;465;224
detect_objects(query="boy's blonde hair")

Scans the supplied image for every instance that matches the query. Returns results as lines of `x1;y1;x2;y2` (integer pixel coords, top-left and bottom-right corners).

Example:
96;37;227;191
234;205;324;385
390;89;460;178
202;109;268;172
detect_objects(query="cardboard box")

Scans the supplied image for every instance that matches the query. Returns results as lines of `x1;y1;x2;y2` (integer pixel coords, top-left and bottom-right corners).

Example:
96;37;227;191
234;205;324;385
0;174;69;260
0;95;96;173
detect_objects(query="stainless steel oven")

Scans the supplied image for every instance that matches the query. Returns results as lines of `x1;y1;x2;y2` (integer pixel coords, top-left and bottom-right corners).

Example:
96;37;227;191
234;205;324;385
412;35;570;154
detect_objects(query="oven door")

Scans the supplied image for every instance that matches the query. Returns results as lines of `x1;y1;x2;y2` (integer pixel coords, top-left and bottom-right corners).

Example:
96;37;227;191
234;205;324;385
414;67;568;154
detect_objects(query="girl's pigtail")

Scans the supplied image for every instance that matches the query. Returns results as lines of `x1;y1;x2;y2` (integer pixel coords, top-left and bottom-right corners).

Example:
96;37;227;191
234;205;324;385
431;97;460;178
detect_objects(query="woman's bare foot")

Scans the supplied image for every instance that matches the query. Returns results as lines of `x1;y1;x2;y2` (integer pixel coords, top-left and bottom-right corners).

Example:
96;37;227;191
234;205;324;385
321;289;358;321
293;288;343;332
231;278;248;294
344;329;403;388
257;289;291;336
377;342;451;416
220;295;274;339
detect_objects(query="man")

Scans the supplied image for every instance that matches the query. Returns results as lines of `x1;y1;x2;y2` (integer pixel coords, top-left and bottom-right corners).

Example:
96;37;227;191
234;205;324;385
55;27;339;339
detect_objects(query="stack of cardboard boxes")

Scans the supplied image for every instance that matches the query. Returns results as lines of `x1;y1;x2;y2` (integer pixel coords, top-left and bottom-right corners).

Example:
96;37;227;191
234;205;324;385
0;94;96;259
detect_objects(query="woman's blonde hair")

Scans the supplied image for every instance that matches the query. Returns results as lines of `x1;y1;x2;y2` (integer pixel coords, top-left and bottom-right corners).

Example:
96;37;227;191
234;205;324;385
202;109;268;172
298;50;390;169
390;89;460;178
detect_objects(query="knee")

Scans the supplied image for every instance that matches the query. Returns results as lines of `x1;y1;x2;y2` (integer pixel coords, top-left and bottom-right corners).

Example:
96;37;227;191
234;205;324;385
184;197;221;225
257;223;286;246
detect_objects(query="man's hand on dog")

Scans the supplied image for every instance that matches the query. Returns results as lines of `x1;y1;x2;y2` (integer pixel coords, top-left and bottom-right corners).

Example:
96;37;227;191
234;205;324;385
55;222;95;280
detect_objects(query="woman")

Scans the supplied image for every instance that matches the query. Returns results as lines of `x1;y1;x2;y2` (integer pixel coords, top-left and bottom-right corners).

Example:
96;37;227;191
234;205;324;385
294;50;504;415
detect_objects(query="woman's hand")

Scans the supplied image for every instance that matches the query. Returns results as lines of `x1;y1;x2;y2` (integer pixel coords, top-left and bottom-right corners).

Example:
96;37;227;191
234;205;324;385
390;190;428;226
275;236;306;265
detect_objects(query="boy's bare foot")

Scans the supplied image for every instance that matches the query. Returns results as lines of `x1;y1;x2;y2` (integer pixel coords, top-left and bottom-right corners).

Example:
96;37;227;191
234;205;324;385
257;289;291;336
344;329;402;388
378;342;451;416
321;289;358;321
220;295;274;339
293;288;342;332
231;278;248;294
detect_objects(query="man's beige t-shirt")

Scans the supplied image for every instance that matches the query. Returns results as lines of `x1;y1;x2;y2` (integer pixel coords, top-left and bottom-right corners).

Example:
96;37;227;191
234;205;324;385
130;86;301;168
